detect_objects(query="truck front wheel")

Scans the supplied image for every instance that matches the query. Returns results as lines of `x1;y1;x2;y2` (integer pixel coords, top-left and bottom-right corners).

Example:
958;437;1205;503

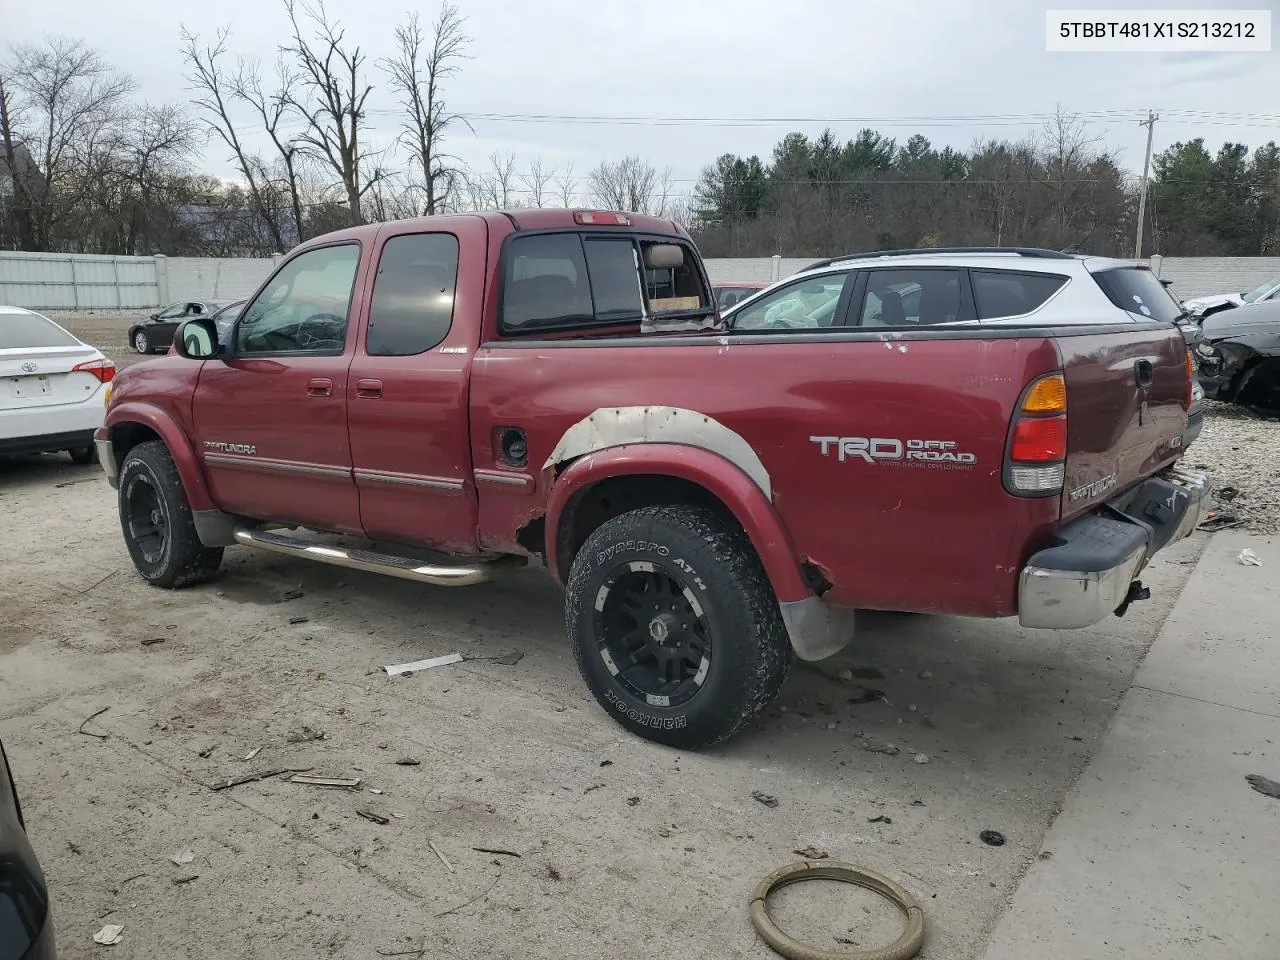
566;505;792;748
118;440;224;588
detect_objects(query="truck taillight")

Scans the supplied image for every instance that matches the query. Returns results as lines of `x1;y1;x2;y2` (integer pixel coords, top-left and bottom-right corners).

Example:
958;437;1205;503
1185;349;1196;409
73;358;116;383
1005;372;1067;496
573;210;632;226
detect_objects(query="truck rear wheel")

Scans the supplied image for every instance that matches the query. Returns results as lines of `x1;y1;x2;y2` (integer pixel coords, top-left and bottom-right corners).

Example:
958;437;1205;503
565;505;792;748
118;440;224;588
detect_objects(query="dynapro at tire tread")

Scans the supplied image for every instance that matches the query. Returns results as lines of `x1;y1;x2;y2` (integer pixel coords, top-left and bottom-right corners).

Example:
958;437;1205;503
566;504;792;749
118;440;223;588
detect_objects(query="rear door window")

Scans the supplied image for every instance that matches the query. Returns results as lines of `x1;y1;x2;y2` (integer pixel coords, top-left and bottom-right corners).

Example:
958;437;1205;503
858;269;971;327
366;233;460;355
583;239;644;319
972;270;1069;320
1092;267;1183;322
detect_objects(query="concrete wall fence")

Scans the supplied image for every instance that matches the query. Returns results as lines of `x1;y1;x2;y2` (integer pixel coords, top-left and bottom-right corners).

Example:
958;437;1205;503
2;249;1279;311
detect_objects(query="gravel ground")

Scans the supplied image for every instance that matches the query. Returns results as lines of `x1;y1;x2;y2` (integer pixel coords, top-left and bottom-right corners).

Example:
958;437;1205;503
1187;401;1280;535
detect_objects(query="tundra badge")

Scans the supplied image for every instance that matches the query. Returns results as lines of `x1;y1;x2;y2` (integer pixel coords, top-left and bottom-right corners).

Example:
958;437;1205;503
204;440;257;456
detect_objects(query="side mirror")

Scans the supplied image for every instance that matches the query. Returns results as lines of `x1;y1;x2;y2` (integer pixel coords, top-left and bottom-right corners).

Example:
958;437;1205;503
173;318;220;359
150;313;159;320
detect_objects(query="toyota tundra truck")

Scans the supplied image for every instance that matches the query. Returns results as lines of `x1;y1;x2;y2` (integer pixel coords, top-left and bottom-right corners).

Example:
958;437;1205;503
95;211;1209;748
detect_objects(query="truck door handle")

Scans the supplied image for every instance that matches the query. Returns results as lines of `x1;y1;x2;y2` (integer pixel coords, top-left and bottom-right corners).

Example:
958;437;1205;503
1134;359;1153;388
307;378;333;397
356;378;383;399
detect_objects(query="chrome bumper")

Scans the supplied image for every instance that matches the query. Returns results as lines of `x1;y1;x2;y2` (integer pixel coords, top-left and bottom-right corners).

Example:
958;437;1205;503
95;434;117;488
1019;466;1211;630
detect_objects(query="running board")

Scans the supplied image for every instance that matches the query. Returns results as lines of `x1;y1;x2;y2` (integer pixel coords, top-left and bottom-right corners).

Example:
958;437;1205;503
233;529;491;587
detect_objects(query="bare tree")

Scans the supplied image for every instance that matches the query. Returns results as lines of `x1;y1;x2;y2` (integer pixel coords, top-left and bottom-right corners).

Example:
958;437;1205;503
283;0;380;224
380;4;470;216
467;150;518;209
0;73;38;250
233;54;308;243
555;160;576;207
587;155;671;215
2;37;134;250
519;156;556;208
181;28;293;250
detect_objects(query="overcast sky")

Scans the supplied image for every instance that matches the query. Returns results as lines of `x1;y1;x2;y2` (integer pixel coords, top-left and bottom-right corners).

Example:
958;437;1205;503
5;0;1280;198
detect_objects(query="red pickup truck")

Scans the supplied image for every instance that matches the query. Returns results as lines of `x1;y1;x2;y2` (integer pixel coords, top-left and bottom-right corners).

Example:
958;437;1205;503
96;210;1209;748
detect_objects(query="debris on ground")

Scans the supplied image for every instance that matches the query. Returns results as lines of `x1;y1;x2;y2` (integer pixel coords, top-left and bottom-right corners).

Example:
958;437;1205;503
583;783;605;794
494;651;525;666
545;864;562;881
243;746;261;761
140;637;165;647
751;791;779;808
198;744;217;758
357;809;390;825
428;839;455;873
288;616;310;625
1191;402;1280;534
848;688;885;706
93;924;124;946
911;800;925;807
837;669;855;681
867;815;893;824
918;669;933;680
599;760;613;767
626;796;642;807
793;846;829;860
914;753;931;765
980;830;1007;847
858;736;900;757
1199;510;1244;531
282;589;305;601
385;653;464;676
1246;774;1280;799
1218;486;1240;502
395;757;421;766
78;706;110;740
286;725;326;743
290;774;362;789
1238;548;1263;567
209;768;288;791
173;875;199;884
168;849;195;866
472;847;522;858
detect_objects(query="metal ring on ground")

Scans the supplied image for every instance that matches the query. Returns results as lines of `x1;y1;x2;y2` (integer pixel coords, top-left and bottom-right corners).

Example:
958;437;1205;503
749;861;925;960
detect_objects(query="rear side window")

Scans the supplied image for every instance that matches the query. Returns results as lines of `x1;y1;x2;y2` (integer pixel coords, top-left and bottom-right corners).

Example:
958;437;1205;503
972;270;1068;320
367;233;460;356
0;310;79;348
1092;267;1183;323
859;269;967;327
500;233;707;333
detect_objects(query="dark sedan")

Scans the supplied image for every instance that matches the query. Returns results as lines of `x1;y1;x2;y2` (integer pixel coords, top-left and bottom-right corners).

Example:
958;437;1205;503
0;739;55;960
128;300;230;355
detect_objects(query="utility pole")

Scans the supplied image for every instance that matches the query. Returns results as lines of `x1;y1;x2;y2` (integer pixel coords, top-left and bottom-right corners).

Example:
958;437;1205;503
1134;110;1158;259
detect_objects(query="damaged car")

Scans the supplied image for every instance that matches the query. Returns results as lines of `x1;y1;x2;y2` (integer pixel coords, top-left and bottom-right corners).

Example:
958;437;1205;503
1193;299;1280;410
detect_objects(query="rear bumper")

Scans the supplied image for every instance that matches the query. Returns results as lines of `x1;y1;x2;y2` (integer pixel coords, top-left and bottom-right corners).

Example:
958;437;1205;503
1018;465;1211;629
0;429;96;457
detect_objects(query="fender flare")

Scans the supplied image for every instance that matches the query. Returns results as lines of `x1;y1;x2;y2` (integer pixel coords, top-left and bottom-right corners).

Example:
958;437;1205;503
105;401;214;511
544;442;810;604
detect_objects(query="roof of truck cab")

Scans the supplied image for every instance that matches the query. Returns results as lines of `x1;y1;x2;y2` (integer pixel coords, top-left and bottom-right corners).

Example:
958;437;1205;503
295;209;688;250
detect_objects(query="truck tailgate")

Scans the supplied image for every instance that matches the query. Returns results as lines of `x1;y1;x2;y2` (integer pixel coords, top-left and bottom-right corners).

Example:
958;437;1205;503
1056;324;1190;522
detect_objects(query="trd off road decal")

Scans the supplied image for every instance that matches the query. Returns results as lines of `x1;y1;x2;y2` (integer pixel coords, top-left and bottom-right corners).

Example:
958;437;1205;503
810;436;977;469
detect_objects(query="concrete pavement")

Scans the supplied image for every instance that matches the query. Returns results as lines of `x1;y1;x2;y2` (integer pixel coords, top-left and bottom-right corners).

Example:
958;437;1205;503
983;530;1280;959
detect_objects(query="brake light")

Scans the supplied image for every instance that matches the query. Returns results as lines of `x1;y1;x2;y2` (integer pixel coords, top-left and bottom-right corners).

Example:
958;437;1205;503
1185;349;1196;409
73;358;116;383
1005;372;1067;496
574;210;632;226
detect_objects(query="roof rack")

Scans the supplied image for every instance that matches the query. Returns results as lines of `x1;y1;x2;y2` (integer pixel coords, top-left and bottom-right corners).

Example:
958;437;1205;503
803;246;1076;272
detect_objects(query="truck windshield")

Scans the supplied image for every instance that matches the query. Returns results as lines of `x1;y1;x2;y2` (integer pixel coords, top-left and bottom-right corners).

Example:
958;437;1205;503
1091;267;1184;323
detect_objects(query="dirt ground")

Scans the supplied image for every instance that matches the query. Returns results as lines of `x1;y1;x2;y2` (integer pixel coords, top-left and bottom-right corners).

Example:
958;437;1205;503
0;310;1230;959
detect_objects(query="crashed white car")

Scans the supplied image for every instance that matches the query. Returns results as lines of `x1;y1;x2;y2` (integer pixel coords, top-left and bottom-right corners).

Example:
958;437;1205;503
1;306;114;463
1181;276;1280;318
